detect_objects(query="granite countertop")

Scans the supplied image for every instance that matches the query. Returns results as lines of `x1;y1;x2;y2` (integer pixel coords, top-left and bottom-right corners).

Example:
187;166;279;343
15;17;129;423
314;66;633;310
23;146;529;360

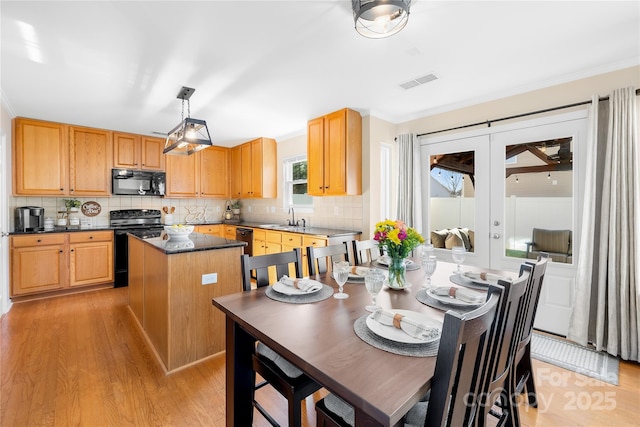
131;232;247;255
10;222;362;238
10;225;115;235
194;221;362;238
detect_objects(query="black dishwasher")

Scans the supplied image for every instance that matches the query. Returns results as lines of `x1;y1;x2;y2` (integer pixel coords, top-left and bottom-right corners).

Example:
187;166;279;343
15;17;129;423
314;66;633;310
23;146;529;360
235;227;253;256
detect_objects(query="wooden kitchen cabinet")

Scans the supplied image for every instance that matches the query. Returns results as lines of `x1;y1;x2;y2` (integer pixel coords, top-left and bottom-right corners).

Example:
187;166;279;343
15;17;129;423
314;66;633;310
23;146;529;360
195;224;223;237
239;137;277;199
165;151;199;197
200;146;229;198
253;229;267;256
12;118;68;196
10;231;114;298
113;132;165;171
224;225;237;240
10;234;67;296
302;235;327;276
229;145;242;198
165;146;229;198
307;108;362;196
69;126;113;196
69;231;114;287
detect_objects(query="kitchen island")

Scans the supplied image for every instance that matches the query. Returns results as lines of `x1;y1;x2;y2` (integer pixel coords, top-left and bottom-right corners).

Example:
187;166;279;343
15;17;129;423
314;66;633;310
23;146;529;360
128;232;246;374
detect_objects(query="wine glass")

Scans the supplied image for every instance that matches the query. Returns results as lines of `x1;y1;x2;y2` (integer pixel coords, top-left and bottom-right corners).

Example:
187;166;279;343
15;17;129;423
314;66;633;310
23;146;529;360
451;246;466;275
421;255;437;289
333;261;350;299
364;269;385;312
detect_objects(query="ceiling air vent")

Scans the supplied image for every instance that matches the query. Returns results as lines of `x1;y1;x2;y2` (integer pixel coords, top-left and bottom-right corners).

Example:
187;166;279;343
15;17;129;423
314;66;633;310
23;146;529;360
400;73;438;90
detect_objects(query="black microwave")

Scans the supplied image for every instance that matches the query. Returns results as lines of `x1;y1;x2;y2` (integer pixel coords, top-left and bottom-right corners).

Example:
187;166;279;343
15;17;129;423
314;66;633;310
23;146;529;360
112;169;166;196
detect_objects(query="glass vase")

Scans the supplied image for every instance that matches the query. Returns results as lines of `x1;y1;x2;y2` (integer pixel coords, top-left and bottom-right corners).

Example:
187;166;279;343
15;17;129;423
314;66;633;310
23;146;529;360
388;256;408;289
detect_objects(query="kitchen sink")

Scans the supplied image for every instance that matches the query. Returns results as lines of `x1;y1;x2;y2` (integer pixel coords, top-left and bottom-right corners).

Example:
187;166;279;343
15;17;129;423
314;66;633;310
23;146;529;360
258;224;306;232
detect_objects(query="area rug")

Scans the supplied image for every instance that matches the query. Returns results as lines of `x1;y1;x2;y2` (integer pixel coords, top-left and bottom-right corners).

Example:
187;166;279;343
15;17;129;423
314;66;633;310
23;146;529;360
530;332;619;385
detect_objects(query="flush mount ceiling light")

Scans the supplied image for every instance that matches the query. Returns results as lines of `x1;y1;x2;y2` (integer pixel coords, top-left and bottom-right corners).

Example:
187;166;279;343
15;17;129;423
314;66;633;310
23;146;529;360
352;0;411;39
163;86;213;156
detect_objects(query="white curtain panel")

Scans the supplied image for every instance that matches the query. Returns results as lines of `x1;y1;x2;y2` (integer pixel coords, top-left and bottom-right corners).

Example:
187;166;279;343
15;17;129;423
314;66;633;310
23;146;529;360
569;87;639;362
568;96;600;346
395;133;422;232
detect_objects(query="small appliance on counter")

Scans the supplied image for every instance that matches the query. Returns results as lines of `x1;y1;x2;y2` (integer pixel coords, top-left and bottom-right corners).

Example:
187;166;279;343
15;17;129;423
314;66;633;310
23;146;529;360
15;206;45;232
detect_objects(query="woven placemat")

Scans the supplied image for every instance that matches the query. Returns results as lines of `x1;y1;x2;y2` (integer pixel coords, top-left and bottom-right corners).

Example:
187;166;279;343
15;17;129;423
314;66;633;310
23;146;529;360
353;315;439;357
265;284;334;304
415;288;480;314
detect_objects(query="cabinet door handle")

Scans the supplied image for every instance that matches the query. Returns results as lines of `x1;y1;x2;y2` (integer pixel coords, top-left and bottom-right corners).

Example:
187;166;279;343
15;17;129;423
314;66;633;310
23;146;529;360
89;236;93;239
70;249;74;252
37;239;42;243
59;250;63;253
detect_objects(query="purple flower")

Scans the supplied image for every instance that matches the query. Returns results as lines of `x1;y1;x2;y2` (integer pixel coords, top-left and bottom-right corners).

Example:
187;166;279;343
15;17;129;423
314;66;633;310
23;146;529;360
398;229;407;240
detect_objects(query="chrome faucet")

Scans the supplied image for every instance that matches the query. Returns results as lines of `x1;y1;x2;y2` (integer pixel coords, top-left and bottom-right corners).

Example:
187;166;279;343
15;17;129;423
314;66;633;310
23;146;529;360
298;218;306;228
288;207;295;226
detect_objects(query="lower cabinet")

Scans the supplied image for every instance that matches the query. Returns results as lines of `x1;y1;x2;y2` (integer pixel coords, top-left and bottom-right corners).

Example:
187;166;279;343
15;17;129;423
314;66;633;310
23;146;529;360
69;231;113;287
10;231;114;298
195;224;223;237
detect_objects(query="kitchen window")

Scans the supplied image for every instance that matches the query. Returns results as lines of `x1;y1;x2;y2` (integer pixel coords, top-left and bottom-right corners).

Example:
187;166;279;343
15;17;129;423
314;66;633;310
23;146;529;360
283;155;313;209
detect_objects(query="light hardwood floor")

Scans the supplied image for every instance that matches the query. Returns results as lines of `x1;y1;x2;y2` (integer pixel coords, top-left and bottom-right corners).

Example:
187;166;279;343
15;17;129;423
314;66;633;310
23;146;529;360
1;287;638;426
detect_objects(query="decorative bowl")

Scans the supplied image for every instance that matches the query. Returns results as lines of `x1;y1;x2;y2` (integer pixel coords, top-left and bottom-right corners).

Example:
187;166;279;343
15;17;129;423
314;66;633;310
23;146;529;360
164;224;194;240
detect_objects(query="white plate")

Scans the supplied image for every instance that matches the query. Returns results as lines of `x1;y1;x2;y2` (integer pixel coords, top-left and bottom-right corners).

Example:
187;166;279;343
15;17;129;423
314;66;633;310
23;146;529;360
366;309;441;344
272;280;322;296
462;271;509;286
345;266;387;282
426;288;483;307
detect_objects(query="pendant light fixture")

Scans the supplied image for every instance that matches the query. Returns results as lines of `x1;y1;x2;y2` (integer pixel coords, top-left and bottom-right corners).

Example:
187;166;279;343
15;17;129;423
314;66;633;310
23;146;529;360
163;86;213;156
352;0;411;39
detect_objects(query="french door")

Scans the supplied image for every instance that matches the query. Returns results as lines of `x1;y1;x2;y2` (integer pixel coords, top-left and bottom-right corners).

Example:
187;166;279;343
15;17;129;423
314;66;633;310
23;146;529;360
420;111;588;335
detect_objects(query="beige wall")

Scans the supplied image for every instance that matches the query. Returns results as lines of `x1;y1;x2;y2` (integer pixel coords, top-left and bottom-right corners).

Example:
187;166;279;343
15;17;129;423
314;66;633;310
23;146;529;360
6;66;639;236
396;66;640;136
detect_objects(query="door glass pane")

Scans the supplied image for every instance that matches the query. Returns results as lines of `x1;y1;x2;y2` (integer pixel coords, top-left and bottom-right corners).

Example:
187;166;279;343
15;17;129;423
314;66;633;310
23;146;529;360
504;137;573;263
429;151;476;252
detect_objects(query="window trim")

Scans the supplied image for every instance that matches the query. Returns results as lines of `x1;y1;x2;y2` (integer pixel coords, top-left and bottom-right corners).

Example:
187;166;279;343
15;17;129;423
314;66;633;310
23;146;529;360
282;154;313;212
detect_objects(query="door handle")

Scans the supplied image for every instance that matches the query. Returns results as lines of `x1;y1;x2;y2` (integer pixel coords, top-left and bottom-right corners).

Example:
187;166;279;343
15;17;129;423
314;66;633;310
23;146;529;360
493;220;500;226
492;233;501;239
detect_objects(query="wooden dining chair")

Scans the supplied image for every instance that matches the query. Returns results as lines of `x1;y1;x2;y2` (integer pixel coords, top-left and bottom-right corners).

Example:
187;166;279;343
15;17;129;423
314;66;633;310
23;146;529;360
352;239;382;264
307;242;350;276
501;253;548;427
240;249;322;427
474;266;531;427
315;285;504;427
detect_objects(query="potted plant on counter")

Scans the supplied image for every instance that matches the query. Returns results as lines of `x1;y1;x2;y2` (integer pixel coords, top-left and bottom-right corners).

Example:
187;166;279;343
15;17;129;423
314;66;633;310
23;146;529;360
231;200;241;215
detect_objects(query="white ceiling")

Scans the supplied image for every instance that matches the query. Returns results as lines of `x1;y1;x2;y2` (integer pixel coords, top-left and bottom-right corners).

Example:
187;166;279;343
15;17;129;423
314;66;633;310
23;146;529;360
1;1;639;147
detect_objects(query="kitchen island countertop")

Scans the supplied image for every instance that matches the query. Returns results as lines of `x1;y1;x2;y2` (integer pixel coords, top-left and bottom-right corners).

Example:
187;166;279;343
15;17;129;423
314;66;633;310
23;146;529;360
131;232;246;254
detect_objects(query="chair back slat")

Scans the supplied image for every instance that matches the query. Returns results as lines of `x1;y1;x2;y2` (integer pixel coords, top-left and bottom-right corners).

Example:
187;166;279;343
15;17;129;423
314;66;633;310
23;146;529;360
352;239;382;264
425;285;502;427
240;249;303;291
516;253;549;352
307;242;350;276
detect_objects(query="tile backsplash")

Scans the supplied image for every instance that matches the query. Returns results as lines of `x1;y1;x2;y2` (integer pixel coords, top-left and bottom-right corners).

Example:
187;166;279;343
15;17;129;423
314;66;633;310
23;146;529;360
9;195;364;232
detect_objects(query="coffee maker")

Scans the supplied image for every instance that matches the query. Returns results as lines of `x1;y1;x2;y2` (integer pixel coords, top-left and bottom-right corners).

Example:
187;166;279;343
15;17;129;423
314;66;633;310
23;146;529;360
15;206;45;232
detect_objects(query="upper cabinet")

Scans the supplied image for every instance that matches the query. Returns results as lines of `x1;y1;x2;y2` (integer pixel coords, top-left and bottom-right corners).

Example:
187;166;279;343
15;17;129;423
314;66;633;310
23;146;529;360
13;118;113;197
113;132;165;171
229;145;242;198
238;137;277;199
13;118;68;196
69;126;112;196
307;108;362;196
165;146;229;198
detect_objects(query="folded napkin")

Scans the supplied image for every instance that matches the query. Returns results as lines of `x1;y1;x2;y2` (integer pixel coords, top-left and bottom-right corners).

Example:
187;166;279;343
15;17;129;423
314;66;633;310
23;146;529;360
371;309;440;341
431;286;485;304
464;271;511;283
279;275;322;293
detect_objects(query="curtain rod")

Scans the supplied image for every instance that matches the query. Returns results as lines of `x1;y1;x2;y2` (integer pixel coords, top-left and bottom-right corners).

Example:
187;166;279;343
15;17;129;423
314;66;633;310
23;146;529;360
417;88;640;138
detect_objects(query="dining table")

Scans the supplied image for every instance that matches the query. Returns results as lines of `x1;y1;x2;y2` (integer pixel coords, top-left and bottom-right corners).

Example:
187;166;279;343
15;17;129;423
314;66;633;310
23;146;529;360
211;258;516;427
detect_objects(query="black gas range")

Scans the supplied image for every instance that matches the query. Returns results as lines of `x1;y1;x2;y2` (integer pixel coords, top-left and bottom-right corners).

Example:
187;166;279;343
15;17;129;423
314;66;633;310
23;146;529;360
111;209;165;287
